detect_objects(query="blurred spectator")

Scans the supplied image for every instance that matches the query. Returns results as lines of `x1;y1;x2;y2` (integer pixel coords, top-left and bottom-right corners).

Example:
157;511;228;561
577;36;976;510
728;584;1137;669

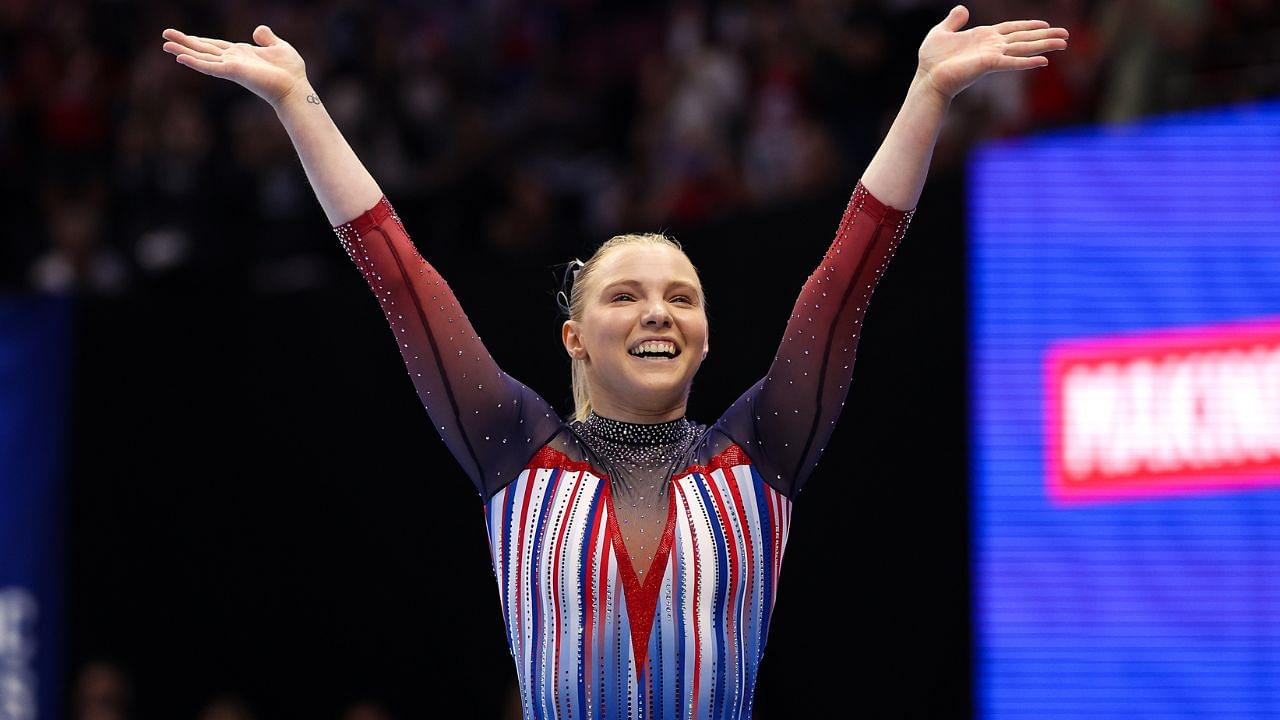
196;693;257;720
741;4;840;202
71;660;132;720
1019;0;1100;128
29;182;131;295
1094;0;1210;123
340;699;394;720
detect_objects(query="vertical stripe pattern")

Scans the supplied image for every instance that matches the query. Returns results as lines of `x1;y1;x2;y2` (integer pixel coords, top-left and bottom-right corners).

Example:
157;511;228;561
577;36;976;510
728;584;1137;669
484;444;792;720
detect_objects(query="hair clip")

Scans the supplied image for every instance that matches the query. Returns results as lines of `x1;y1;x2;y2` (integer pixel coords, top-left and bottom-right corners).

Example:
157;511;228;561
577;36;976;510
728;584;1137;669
555;258;585;317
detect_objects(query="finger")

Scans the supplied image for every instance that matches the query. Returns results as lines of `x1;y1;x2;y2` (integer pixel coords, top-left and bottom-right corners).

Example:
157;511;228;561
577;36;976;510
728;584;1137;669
195;35;233;50
994;55;1050;72
161;28;224;56
994;19;1050;34
939;5;969;32
1004;27;1069;43
163;42;221;63
252;24;281;47
174;53;231;78
1004;38;1069;57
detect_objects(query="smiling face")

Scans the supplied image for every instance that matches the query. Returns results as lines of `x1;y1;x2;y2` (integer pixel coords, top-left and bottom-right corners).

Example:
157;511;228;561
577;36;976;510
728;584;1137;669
562;243;710;423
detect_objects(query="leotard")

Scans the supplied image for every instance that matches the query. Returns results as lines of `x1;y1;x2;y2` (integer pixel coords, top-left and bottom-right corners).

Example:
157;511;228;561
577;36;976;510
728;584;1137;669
332;181;913;719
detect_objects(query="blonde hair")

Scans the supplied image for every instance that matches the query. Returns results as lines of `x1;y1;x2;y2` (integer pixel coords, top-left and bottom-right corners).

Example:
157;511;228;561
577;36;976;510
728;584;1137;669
564;233;709;423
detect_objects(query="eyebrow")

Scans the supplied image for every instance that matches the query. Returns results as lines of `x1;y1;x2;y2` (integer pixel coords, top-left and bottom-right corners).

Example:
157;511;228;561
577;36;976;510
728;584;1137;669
600;279;700;297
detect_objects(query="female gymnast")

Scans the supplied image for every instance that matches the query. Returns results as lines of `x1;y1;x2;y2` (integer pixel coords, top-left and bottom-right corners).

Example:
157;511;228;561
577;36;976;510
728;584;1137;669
162;6;1067;718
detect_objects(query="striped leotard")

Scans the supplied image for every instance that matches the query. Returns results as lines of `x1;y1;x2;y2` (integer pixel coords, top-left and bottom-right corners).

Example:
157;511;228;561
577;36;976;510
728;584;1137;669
332;181;913;719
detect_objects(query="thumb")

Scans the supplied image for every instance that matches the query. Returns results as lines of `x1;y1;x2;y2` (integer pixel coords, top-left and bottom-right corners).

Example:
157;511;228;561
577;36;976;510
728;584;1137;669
253;24;280;46
940;5;969;32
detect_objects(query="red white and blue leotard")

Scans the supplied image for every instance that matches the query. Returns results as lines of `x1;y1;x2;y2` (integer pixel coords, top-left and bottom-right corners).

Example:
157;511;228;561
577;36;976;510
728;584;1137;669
332;181;913;719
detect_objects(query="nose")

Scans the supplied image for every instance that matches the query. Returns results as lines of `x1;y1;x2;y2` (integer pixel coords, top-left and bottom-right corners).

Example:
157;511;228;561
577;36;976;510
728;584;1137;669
641;299;672;328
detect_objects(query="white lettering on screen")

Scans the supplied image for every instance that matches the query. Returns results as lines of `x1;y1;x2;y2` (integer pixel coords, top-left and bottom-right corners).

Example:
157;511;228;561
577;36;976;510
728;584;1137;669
1062;345;1280;480
0;588;36;720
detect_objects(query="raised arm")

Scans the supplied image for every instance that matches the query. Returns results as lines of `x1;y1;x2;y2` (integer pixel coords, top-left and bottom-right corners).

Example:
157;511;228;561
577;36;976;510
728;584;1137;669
161;25;379;225
162;25;563;498
715;6;1069;499
863;6;1069;210
332;197;563;499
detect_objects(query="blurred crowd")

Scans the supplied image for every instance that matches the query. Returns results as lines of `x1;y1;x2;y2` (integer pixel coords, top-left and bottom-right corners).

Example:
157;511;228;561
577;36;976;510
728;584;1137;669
3;0;1278;295
72;659;401;720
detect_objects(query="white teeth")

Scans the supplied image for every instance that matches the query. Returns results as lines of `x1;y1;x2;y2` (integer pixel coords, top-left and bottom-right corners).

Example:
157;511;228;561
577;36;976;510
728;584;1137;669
629;340;677;356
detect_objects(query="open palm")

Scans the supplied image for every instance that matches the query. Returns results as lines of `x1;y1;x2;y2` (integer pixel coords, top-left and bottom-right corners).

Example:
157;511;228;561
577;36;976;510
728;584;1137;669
918;6;1069;99
161;25;308;107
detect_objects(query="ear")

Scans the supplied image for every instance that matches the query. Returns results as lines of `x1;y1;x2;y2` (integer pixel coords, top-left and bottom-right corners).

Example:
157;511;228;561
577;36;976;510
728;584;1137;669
702;335;709;361
562;320;587;360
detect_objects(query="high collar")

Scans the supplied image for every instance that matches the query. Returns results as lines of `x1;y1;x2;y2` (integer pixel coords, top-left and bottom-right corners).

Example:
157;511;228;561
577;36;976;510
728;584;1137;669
581;411;692;447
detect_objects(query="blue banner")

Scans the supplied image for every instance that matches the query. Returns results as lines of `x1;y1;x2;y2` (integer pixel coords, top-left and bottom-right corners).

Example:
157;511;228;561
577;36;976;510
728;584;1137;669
0;295;72;720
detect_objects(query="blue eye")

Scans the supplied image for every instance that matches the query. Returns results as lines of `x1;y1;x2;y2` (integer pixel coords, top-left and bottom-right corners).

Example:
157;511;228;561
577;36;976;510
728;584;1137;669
612;293;634;302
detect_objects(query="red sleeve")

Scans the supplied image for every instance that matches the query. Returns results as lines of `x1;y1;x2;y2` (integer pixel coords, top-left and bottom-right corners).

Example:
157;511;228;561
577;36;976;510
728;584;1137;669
333;197;563;500
712;180;915;500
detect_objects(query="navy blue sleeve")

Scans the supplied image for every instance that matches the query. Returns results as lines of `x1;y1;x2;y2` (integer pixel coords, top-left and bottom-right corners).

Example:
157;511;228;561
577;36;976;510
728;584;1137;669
712;180;915;500
333;196;563;499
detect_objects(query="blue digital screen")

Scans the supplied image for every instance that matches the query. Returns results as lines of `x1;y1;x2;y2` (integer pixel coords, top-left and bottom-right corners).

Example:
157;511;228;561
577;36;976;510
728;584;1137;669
0;295;72;720
970;101;1280;718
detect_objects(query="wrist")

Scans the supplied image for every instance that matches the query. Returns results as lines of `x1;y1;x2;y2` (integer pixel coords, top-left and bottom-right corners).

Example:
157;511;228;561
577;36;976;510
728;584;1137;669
272;77;316;114
911;66;955;105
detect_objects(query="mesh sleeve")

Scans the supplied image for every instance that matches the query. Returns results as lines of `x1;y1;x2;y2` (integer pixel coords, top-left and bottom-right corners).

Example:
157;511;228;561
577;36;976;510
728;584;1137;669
333;196;563;500
713;180;915;500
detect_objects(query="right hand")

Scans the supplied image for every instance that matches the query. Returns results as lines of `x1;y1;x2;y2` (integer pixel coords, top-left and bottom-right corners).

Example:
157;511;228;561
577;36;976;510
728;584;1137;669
162;25;308;108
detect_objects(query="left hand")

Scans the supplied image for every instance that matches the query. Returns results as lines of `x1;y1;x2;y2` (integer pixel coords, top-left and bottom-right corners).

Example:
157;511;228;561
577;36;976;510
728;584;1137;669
916;5;1069;100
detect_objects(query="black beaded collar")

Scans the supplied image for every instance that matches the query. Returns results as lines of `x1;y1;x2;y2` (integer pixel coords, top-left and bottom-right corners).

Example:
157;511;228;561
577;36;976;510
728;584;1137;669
571;411;703;495
580;411;693;447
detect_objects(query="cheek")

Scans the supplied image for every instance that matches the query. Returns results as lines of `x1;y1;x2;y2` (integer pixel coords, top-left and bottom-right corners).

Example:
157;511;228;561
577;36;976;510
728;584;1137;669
687;315;709;345
583;313;629;349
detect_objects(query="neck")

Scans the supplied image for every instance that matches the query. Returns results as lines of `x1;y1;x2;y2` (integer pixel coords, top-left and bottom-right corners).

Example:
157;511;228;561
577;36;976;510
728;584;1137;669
586;398;687;424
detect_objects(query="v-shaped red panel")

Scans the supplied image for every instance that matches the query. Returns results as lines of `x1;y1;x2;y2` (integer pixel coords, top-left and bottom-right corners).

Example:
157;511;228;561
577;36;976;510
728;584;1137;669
603;481;678;671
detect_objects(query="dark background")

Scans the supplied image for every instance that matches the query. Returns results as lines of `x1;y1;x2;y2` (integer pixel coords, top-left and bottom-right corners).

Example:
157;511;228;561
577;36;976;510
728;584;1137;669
5;0;1276;717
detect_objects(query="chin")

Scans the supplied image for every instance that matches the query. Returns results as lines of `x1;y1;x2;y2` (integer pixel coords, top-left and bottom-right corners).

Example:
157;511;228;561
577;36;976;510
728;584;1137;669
612;354;702;396
629;367;696;395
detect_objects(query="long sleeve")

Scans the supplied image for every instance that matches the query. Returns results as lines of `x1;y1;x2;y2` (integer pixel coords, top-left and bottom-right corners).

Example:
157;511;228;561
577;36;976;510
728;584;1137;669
713;180;915;500
333;196;563;500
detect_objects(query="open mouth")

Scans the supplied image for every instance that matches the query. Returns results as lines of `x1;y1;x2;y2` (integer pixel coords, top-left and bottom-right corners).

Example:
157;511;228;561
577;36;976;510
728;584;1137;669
627;340;681;361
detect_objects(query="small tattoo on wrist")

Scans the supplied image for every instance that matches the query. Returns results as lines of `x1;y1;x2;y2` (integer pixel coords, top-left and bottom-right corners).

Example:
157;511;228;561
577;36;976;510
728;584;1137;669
306;93;321;105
